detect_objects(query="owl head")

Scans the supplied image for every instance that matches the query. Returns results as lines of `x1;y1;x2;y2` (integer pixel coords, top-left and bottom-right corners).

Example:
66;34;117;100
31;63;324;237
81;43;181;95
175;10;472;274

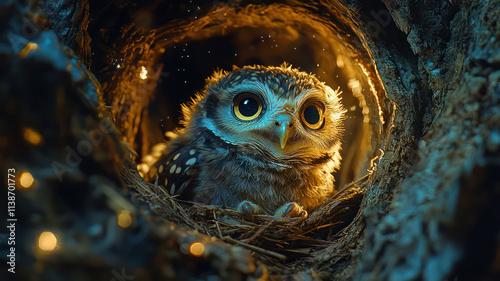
180;64;346;168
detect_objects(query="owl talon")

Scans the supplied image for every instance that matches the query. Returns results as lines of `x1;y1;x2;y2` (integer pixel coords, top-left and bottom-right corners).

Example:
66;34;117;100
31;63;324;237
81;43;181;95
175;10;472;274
274;202;308;218
236;200;263;220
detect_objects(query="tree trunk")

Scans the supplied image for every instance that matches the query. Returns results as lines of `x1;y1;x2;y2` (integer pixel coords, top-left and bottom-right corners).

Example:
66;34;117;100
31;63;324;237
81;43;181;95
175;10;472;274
1;0;498;280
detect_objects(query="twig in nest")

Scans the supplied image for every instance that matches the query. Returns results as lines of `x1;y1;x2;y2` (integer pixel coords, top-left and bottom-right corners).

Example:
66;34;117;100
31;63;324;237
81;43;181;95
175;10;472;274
215;221;223;239
241;220;275;244
223;236;287;261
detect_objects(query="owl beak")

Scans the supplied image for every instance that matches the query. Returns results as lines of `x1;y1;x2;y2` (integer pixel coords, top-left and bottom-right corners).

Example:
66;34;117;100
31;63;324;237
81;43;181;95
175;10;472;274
275;115;292;149
278;123;290;149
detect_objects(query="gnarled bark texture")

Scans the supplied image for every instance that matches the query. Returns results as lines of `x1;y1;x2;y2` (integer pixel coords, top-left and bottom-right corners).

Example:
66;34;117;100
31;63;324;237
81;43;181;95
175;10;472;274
1;0;498;280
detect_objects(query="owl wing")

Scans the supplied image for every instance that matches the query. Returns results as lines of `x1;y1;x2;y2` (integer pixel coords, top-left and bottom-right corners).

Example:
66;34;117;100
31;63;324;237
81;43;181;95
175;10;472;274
151;144;201;199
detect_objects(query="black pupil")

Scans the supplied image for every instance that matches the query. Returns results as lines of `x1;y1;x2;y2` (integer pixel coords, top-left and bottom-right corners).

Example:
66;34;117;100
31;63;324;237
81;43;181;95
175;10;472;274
239;97;259;117
304;105;320;124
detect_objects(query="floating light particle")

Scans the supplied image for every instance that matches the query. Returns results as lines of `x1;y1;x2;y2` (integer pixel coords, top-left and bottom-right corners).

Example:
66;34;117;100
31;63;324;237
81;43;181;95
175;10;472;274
117;64;121;68
140;66;148;80
117;210;133;228
23;127;43;146
189;242;205;257
20;171;34;188
38;231;57;251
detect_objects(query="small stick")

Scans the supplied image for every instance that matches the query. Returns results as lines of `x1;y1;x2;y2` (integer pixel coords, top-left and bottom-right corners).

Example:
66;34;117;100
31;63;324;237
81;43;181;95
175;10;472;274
213;210;224;239
215;221;223;239
223;236;287;261
243;220;274;244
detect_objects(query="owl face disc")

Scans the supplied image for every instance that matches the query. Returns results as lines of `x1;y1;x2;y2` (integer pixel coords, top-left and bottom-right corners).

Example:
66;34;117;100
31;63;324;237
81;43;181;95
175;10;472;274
183;64;346;164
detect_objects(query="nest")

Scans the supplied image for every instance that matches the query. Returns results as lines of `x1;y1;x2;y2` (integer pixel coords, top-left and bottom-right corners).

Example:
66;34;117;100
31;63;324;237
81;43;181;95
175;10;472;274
121;159;366;265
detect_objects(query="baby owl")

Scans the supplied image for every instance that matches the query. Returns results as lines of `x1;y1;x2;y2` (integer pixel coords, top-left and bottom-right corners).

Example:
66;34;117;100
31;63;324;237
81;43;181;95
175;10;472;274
149;64;345;217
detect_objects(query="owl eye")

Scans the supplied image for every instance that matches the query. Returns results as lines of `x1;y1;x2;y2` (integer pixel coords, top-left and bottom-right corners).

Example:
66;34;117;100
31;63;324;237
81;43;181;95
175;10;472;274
233;93;263;121
301;102;324;129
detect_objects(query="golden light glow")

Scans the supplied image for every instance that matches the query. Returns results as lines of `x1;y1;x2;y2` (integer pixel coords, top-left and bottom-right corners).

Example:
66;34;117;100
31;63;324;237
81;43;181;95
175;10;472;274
359;63;385;125
20;172;34;188
18;42;39;59
189;242;205;257
336;55;345;68
23;127;43;146
348;78;369;123
347;78;360;90
140;66;148;80
38;231;57;251
117;210;133;228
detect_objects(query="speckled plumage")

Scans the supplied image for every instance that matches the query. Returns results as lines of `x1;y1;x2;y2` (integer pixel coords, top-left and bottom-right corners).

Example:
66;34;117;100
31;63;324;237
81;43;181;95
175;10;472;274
151;64;345;215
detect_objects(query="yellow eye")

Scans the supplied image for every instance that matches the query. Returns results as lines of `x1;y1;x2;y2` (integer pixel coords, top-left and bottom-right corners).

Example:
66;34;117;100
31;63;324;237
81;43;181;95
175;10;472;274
233;93;263;121
301;102;324;129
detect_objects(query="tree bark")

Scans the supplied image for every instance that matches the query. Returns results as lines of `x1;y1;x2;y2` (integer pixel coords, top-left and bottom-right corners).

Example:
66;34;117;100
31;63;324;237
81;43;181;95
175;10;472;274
1;0;499;280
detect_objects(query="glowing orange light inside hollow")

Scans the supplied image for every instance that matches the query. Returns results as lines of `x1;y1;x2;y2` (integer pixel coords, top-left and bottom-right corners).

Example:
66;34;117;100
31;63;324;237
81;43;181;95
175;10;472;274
38;231;57;251
189;242;205;257
20;172;34;188
140;66;148;80
23;127;43;146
